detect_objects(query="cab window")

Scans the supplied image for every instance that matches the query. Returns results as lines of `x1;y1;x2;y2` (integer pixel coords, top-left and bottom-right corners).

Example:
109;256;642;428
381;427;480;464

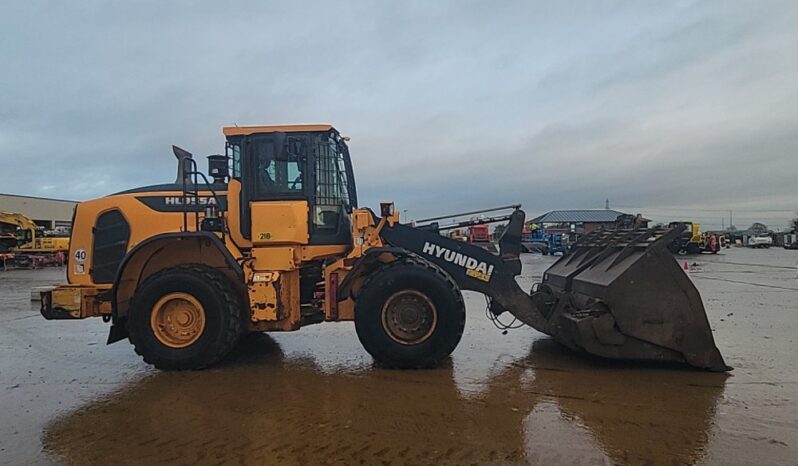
228;143;242;178
252;139;304;196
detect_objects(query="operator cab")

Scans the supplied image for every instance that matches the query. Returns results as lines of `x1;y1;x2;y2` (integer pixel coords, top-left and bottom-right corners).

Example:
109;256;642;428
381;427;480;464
223;125;357;246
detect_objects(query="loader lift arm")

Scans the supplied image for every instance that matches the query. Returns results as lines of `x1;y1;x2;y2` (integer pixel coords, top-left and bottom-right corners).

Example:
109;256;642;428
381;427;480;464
414;204;522;232
379;209;730;372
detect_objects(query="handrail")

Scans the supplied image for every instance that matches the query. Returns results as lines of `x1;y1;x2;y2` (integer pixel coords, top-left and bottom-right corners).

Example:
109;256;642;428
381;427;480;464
180;159;227;242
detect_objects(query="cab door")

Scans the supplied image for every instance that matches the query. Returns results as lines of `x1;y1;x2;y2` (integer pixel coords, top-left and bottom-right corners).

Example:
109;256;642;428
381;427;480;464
242;133;309;246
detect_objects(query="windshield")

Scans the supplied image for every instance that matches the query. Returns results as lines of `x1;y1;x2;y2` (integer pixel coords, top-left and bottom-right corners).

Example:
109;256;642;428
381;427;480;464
312;133;356;230
315;136;351;207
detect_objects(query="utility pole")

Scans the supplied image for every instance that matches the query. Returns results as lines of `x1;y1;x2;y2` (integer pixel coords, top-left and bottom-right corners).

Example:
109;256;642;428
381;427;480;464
730;210;733;229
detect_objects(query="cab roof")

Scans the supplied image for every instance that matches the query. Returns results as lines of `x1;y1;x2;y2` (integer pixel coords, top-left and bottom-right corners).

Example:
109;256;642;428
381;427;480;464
222;124;335;137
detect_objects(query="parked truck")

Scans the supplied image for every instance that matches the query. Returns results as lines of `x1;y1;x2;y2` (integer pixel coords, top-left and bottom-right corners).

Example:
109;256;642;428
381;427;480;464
747;236;773;249
521;224;567;255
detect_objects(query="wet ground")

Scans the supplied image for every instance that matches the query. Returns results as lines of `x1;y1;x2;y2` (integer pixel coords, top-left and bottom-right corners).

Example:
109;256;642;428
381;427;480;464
1;247;797;465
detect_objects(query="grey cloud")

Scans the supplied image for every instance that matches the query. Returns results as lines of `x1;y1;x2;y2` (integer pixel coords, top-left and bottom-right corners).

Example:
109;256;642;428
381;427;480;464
1;0;796;228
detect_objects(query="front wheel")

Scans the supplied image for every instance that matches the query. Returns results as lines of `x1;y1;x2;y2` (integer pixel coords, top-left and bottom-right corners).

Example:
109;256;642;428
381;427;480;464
127;265;243;370
354;260;465;368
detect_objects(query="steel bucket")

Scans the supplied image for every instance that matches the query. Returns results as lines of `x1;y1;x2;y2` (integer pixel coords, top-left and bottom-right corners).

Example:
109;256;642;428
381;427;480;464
537;226;730;371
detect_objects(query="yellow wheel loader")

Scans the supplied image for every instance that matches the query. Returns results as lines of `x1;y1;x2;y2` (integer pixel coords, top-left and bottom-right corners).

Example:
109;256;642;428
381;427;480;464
40;124;729;371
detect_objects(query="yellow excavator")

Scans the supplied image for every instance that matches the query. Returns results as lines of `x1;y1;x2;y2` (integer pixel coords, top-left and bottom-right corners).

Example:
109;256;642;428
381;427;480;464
40;124;729;371
0;211;70;267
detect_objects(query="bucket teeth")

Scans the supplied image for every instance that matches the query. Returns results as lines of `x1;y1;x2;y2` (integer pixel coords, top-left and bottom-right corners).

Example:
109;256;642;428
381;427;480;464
536;225;730;371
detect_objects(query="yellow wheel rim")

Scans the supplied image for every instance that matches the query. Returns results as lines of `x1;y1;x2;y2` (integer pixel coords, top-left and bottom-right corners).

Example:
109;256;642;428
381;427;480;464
150;292;206;348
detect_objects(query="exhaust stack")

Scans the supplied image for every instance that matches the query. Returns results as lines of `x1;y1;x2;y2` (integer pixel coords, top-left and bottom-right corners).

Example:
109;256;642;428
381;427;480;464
172;145;193;185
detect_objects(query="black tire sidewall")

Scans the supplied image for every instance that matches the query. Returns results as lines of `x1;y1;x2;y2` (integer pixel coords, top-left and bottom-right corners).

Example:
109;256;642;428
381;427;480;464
355;263;465;368
129;268;236;368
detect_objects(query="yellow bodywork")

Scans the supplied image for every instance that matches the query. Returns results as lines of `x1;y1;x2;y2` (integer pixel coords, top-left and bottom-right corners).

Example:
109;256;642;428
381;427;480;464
66;191;196;286
49;286;111;319
44;123;400;340
250;201;309;245
49;187;396;333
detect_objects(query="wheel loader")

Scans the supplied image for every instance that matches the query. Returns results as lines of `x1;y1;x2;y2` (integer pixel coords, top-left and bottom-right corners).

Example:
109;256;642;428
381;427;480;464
40;124;729;371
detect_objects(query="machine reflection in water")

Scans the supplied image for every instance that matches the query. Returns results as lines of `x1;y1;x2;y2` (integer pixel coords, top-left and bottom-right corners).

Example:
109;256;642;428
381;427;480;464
44;335;726;465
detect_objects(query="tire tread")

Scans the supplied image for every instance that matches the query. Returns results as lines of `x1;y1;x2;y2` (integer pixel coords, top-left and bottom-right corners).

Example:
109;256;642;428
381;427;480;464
127;264;242;370
356;257;465;368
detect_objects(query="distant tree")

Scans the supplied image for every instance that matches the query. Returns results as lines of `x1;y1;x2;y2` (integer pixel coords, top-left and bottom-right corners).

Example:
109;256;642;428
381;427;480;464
791;214;798;233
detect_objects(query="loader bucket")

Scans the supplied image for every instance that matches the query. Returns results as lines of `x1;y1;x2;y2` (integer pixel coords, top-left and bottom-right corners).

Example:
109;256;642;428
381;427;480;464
538;226;730;371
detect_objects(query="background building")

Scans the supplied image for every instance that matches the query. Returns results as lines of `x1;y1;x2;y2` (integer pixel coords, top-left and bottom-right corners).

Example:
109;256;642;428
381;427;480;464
0;193;77;230
529;209;649;237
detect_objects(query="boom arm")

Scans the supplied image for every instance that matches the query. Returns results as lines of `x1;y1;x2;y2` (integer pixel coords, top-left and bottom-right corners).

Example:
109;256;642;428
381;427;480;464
415;204;521;232
0;211;39;231
0;211;38;245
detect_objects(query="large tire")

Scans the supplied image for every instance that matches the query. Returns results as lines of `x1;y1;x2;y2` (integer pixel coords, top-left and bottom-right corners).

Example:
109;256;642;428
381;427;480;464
127;265;243;370
354;259;465;369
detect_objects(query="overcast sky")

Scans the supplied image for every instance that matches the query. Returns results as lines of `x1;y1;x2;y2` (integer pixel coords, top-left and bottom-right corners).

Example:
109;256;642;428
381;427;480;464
1;1;796;229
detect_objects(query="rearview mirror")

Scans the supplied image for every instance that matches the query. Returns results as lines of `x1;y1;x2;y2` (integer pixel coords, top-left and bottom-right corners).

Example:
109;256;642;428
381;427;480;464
272;132;304;161
272;132;288;161
287;137;305;158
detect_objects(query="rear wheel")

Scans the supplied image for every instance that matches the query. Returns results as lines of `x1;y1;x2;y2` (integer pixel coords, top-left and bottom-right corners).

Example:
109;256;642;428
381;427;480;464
127;265;243;370
354;259;465;368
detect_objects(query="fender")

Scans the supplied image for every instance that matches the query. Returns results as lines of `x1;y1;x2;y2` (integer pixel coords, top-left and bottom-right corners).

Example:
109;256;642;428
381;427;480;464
337;246;461;305
337;247;410;300
107;232;243;343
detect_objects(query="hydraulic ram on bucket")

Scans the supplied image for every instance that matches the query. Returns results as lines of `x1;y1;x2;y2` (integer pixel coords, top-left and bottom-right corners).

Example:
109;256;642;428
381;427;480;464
380;209;730;371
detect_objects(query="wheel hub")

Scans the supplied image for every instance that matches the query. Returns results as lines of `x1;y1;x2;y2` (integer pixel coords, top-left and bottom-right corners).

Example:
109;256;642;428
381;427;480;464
150;292;206;349
381;290;437;345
